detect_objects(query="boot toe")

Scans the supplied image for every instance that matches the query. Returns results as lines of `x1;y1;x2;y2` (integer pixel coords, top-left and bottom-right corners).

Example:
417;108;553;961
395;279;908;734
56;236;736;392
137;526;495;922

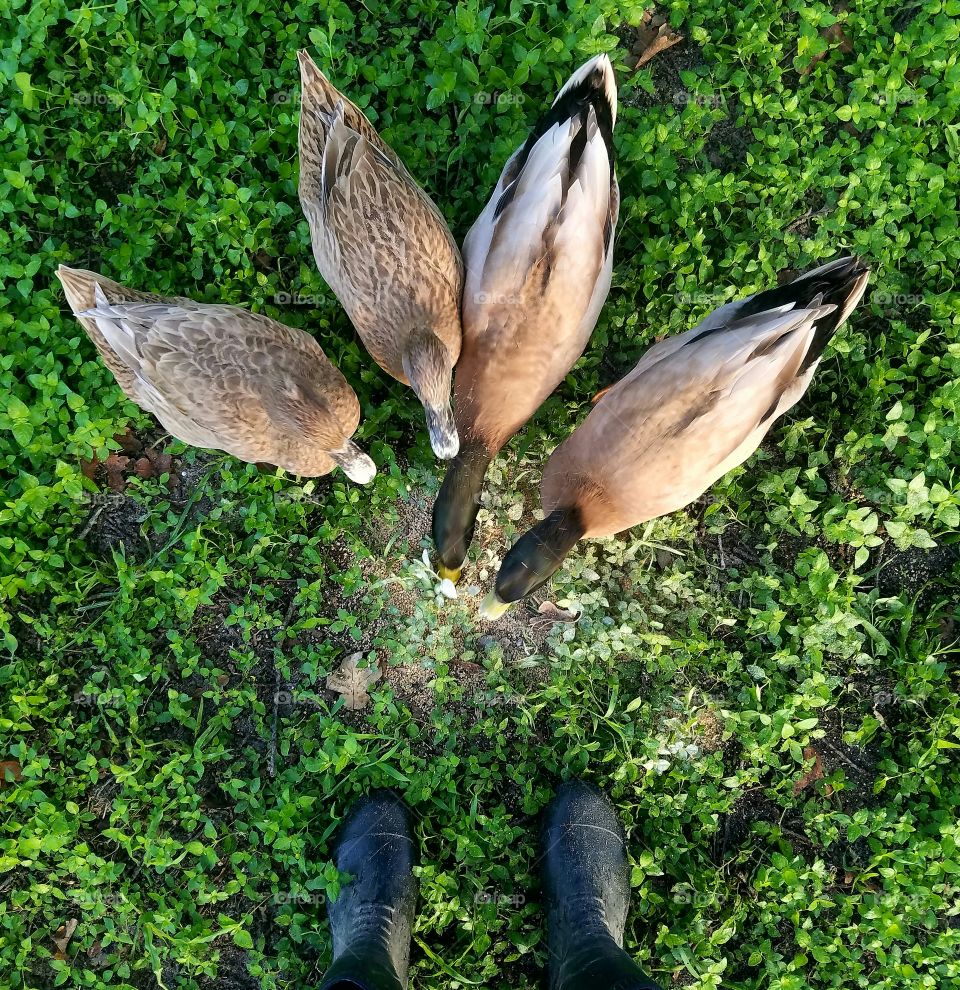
339;790;411;844
542;780;623;838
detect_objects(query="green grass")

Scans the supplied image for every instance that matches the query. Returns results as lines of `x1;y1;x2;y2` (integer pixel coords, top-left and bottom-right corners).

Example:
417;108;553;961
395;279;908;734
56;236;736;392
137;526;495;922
2;0;960;987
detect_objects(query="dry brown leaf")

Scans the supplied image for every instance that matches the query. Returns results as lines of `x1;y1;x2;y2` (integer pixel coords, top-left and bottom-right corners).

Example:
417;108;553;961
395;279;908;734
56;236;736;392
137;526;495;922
630;9;683;69
104;453;129;492
800;21;854;76
793;745;830;795
326;653;382;710
52;918;78;959
537;601;582;623
146;449;173;476
113;428;142;455
80;456;100;481
134;456;155;479
0;760;23;787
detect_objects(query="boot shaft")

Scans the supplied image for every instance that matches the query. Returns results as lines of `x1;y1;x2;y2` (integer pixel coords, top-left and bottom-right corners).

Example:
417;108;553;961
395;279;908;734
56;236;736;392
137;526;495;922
320;791;417;990
541;781;664;990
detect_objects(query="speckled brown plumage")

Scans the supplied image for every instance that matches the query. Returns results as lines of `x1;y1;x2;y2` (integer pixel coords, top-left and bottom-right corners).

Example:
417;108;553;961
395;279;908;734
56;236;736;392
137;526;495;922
56;265;375;482
297;51;463;459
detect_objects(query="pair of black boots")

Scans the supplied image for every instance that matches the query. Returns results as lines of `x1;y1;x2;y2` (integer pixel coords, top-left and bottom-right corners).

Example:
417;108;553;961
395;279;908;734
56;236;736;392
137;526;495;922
317;781;662;990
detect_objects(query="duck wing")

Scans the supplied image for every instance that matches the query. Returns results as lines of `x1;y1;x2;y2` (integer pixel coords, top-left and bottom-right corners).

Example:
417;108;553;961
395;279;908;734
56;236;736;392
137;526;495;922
543;257;870;533
297;51;406;197
457;54;619;445
315;110;462;361
78;293;353;459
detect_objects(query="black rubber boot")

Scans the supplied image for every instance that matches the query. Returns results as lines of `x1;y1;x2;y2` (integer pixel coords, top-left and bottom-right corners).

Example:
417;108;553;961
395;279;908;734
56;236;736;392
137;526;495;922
317;790;416;990
541;781;663;990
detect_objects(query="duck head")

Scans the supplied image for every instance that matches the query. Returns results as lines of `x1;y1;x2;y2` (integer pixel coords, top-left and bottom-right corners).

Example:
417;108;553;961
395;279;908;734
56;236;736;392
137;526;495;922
480;506;585;619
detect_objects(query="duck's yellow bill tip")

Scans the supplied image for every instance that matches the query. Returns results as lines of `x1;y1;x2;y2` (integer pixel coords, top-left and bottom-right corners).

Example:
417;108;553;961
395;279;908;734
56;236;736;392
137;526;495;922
478;591;511;621
436;563;462;584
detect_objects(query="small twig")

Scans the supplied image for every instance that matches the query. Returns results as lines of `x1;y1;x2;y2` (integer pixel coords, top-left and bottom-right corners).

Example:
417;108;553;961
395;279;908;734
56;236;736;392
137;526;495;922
75;498;109;542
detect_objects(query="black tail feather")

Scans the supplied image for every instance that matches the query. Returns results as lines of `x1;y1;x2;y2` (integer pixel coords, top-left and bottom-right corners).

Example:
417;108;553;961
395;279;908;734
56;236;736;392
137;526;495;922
494;59;615;220
738;256;870;373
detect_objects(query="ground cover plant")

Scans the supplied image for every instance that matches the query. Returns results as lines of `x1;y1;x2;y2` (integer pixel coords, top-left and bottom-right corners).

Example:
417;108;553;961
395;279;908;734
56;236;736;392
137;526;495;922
2;0;960;987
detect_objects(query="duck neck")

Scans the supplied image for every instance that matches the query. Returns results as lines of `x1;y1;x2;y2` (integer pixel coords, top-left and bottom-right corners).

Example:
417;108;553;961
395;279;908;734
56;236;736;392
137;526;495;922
526;505;586;575
432;440;493;572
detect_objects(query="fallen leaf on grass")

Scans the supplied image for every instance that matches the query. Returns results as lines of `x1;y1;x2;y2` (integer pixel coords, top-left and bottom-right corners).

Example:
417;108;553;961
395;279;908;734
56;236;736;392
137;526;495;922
537;601;581;622
793;746;834;796
80;455;100;481
326;653;381;710
86;938;107;968
799;21;854;76
113;428;142;456
536;601;582;624
0;760;23;787
630;9;683;69
52;918;78;959
104;454;129;492
145;448;173;476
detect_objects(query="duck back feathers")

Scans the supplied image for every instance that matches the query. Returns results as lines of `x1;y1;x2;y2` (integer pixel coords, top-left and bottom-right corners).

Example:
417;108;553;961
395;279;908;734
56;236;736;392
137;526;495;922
297;51;404;182
456;54;620;452
491;53;617;233
297;51;463;460
541;257;871;537
432;55;619;573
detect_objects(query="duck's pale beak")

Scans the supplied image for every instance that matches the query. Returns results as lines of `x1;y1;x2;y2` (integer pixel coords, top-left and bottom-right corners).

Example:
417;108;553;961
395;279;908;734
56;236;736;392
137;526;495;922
479;590;511;621
436;562;462;584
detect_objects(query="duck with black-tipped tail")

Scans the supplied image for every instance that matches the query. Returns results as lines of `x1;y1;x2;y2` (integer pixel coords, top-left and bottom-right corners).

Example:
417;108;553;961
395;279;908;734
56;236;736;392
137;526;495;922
480;256;872;618
431;54;620;583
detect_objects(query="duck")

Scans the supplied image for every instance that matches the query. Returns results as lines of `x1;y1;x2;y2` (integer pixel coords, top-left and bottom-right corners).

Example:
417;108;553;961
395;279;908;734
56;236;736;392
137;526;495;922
56;265;375;482
479;256;872;618
297;50;463;460
431;54;619;582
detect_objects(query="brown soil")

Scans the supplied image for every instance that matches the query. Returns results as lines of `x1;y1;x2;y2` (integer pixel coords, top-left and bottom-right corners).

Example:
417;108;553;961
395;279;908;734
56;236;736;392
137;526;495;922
616;28;707;112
